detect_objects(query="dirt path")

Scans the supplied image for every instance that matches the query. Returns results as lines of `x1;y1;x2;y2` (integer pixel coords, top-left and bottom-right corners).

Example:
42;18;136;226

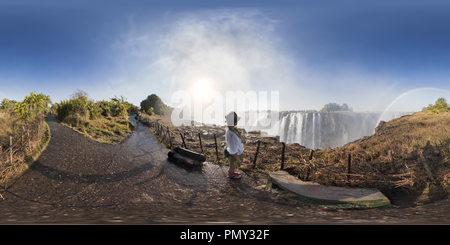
1;115;450;224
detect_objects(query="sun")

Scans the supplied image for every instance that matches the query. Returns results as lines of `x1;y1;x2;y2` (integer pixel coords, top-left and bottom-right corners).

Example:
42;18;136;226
192;78;213;98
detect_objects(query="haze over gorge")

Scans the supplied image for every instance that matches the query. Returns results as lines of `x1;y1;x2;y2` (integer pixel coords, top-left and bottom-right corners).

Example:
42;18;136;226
245;110;412;150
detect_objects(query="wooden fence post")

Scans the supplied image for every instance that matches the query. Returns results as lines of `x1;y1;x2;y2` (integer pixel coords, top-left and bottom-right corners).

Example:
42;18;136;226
166;127;171;147
214;134;219;161
304;149;314;181
10;136;13;165
180;133;187;149
21;126;24;148
346;154;351;181
281;142;285;170
164;126;167;141
198;132;203;153
27;129;31;153
253;140;260;169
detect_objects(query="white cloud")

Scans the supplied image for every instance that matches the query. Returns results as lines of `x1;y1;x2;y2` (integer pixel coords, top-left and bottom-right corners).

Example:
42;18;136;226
112;8;298;109
110;8;432;113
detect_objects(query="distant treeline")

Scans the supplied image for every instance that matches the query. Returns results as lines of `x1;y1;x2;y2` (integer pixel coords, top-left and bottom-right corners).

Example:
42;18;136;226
319;102;353;113
53;90;139;125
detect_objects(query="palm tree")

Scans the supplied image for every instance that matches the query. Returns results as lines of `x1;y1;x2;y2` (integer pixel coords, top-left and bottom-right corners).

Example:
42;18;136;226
14;92;52;117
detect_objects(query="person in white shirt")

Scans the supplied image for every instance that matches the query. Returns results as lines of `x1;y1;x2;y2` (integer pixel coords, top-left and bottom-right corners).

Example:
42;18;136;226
225;111;244;179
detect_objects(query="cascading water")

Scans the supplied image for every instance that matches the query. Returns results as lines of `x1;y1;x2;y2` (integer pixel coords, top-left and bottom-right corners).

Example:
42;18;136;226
312;113;316;150
317;113;322;149
244;111;383;150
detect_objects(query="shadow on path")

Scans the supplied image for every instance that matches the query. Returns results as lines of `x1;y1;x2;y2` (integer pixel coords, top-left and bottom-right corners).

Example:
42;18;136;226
2;115;266;212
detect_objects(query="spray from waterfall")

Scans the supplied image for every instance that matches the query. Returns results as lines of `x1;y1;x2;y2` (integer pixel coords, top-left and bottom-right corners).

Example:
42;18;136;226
245;111;383;150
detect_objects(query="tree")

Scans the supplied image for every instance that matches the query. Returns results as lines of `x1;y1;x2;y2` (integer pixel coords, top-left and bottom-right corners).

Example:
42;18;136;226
70;89;89;101
1;98;17;110
140;94;168;116
319;102;352;112
13;92;51;118
342;103;349;111
423;97;450;114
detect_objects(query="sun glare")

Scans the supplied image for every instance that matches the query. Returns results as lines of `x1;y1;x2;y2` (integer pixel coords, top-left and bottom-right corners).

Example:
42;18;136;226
192;78;213;97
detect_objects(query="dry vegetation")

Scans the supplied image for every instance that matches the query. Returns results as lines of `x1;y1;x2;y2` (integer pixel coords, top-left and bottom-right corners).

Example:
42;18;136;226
299;111;450;192
1;99;51;187
53;90;137;145
143;110;450;197
0;111;20;142
60;114;134;145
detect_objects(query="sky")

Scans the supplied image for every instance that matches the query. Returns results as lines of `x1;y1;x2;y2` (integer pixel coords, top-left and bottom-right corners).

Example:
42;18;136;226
1;0;450;114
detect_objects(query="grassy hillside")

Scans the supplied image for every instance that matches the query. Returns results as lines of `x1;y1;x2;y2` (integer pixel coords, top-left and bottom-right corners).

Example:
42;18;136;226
288;110;450;195
144;101;450;198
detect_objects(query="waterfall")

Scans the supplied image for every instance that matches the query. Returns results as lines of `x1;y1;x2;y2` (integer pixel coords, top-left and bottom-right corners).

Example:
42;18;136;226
312;113;316;149
301;113;306;146
278;114;289;142
318;113;321;150
297;113;305;145
247;111;383;150
286;113;296;143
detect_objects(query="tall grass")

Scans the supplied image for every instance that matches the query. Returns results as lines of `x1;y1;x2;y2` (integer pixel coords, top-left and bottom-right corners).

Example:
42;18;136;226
53;91;136;144
1;93;52;185
0;111;20;143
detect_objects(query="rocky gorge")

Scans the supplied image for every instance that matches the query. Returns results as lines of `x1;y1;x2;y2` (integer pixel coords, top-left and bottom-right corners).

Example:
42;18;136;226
172;111;412;150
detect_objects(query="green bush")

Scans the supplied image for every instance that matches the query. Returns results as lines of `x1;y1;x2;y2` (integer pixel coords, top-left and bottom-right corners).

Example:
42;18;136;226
140;94;168;116
56;90;100;124
423;97;450;114
55;91;137;125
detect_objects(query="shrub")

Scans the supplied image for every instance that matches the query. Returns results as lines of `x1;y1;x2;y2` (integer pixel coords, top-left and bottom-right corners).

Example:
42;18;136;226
56;90;100;124
423;97;450;114
12;92;51;119
140;94;168;116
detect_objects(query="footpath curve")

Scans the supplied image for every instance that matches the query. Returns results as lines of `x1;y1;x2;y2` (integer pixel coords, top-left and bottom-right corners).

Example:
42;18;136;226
1;115;450;224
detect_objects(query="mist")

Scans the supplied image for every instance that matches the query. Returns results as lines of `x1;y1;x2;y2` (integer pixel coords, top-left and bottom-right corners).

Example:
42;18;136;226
109;8;449;116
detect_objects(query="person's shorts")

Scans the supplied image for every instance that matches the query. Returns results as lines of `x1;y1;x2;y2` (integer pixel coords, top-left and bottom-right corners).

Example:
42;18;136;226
228;153;243;168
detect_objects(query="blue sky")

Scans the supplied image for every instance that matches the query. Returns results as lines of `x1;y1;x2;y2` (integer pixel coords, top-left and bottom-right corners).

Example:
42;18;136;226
1;0;450;112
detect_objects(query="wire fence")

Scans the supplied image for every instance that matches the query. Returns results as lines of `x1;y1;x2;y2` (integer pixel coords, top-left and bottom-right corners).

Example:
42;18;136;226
0;115;48;188
0;114;433;195
145;118;418;190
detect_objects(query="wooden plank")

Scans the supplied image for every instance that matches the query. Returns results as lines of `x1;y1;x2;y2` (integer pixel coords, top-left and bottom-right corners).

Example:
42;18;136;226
268;171;390;207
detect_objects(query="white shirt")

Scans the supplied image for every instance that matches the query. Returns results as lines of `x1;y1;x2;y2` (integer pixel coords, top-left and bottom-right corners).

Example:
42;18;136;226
226;129;244;155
